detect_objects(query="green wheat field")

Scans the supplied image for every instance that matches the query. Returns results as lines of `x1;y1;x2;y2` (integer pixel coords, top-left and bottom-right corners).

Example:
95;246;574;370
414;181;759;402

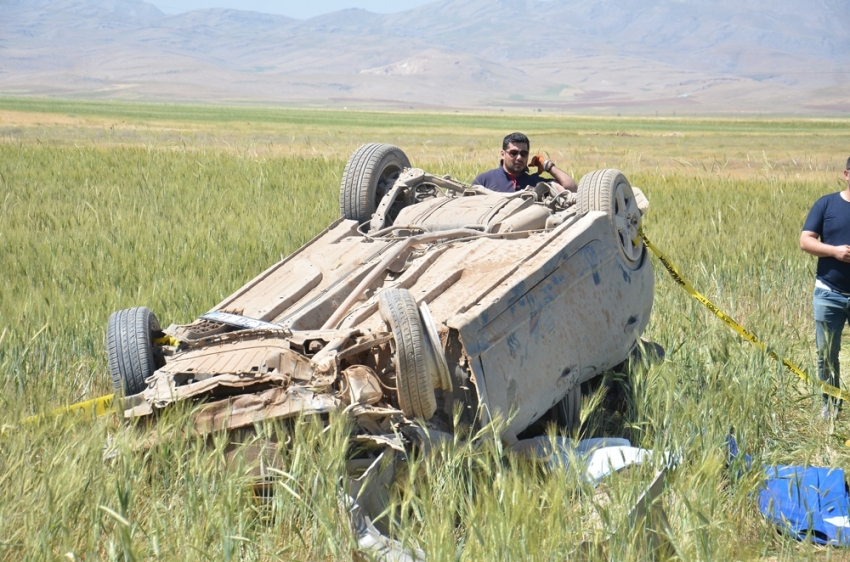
2;96;850;560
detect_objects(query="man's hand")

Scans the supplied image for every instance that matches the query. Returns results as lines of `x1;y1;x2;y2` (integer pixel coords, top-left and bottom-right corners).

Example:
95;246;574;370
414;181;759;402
801;231;850;261
834;245;850;263
530;154;547;174
529;153;578;191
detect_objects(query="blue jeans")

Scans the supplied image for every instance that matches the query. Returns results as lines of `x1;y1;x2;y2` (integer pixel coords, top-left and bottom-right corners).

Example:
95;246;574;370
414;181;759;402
813;287;850;407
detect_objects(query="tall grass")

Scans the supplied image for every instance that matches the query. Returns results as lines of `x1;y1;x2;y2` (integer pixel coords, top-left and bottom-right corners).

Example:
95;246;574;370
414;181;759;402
2;101;850;560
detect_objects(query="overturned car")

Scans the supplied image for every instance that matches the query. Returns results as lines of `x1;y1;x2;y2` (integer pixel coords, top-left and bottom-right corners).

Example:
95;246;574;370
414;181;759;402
108;143;653;444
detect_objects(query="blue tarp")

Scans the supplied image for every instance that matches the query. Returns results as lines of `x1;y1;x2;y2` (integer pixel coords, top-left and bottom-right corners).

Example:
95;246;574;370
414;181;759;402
729;435;850;546
759;465;850;546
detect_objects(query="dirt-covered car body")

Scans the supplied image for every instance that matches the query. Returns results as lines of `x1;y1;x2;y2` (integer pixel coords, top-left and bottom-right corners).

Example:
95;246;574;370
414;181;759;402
110;144;653;443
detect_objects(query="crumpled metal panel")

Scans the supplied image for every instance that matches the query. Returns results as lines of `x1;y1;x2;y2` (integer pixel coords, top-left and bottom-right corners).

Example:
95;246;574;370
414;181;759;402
193;386;340;432
156;336;307;378
146;371;289;408
143;337;313;409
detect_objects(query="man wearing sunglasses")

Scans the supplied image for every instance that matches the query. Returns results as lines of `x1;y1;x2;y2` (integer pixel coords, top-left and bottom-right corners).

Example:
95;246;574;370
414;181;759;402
473;132;577;193
800;157;850;419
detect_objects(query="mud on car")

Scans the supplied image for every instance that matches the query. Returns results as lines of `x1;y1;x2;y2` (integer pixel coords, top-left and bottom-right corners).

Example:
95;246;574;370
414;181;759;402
106;143;654;547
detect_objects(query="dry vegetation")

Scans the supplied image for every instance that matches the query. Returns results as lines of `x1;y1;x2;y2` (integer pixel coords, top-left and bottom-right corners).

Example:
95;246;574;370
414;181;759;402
2;97;850;560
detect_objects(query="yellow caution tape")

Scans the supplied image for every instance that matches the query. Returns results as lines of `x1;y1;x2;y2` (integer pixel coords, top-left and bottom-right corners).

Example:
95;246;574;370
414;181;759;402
18;393;116;428
154;335;180;347
640;227;850;403
12;336;180;429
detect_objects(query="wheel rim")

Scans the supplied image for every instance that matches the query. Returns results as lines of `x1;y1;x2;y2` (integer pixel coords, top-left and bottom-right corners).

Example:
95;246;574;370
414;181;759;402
375;167;403;207
613;180;642;262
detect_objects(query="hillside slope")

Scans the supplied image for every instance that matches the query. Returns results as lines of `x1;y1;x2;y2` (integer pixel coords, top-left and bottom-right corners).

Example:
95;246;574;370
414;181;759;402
1;0;847;113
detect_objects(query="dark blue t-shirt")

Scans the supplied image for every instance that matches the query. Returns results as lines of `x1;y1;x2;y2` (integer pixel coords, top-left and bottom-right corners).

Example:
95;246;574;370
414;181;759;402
473;165;543;193
803;192;850;293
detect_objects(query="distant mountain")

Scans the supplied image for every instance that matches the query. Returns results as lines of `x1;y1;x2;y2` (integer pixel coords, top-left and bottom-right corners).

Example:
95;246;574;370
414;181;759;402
1;0;847;113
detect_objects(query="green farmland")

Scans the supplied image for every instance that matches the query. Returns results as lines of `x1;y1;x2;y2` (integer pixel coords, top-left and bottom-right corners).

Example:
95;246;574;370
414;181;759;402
2;97;850;560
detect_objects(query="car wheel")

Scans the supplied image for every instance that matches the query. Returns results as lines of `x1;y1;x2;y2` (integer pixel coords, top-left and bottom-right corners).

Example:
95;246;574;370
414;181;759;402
578;169;644;266
106;306;161;396
378;288;437;420
554;385;581;431
340;143;411;224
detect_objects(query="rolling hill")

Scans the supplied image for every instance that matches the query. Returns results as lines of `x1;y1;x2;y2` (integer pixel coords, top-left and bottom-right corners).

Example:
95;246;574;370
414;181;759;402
1;0;847;113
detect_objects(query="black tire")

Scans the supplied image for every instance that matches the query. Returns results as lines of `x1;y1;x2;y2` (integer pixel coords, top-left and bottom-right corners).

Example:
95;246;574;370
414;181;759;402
578;169;644;266
106;306;161;396
554;386;581;431
378;288;436;420
340;143;411;224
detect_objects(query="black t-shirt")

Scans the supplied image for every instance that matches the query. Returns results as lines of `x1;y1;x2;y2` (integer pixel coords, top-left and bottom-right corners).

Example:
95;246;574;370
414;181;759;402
803;192;850;293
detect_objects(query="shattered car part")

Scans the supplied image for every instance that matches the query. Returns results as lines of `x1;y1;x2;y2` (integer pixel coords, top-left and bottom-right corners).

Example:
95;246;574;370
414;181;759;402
108;154;653;436
105;143;656;556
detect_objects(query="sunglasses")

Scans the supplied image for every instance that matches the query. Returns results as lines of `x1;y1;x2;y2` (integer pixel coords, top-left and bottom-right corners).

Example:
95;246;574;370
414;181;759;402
506;149;529;158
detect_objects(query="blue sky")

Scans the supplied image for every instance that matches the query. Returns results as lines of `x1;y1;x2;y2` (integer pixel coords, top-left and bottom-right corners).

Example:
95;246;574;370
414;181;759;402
149;0;435;19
